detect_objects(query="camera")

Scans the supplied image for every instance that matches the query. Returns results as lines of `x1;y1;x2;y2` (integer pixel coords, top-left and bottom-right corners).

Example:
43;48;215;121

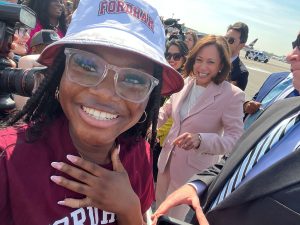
0;67;46;98
163;18;185;42
0;3;37;117
0;2;36;54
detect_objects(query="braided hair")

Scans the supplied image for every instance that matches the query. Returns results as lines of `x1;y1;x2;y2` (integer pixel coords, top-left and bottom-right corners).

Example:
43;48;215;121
124;65;163;149
7;47;162;149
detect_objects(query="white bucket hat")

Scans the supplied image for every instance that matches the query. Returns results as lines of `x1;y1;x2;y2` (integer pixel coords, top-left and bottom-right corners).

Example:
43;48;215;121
38;0;184;96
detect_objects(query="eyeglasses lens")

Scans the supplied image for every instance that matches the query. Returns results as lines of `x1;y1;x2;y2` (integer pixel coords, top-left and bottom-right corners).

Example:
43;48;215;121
64;48;159;103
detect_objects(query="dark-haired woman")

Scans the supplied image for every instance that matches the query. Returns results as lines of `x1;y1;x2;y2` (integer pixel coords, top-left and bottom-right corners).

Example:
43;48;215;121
155;35;245;220
153;40;188;181
25;0;67;52
0;0;184;224
157;39;188;146
165;39;189;74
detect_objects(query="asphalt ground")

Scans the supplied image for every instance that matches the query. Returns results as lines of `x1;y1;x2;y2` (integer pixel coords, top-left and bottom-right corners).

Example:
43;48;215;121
240;50;290;100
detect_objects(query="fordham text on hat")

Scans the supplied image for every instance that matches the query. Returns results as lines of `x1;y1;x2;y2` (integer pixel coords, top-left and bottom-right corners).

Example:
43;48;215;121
98;0;154;32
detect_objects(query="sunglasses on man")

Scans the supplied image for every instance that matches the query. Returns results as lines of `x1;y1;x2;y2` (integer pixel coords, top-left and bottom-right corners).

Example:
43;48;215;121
165;52;183;61
292;35;300;50
224;36;236;45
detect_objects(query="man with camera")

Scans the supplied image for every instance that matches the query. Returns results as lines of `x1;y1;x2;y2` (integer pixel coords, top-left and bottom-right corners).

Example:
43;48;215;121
0;2;38;120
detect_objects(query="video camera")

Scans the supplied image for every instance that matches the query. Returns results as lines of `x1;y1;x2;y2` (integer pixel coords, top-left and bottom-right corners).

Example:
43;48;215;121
0;3;44;118
0;2;36;54
163;18;184;42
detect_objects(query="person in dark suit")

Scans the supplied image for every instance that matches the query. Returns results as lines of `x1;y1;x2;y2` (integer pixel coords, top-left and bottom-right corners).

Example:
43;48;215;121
151;32;300;225
243;71;299;129
225;22;249;91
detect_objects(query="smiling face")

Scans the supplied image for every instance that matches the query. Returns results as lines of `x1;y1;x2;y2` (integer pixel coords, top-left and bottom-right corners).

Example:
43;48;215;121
192;44;222;87
59;45;154;151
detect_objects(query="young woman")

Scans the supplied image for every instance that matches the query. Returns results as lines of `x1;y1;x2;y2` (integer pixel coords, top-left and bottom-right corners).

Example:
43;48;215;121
0;0;184;224
12;26;31;62
25;0;67;52
184;30;198;51
165;39;189;74
153;39;188;181
155;35;245;220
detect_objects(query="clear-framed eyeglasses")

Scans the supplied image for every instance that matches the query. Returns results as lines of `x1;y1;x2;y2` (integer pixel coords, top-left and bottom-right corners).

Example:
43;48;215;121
64;48;159;103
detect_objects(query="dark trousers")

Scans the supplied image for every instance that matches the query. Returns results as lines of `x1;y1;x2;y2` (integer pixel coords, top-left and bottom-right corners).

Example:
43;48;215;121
153;143;162;182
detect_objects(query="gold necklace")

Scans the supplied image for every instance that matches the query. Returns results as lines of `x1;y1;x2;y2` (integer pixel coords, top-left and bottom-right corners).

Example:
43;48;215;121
77;142;117;162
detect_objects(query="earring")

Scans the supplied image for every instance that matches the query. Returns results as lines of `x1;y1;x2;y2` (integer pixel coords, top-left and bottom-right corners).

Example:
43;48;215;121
55;87;60;100
218;70;222;73
138;111;147;123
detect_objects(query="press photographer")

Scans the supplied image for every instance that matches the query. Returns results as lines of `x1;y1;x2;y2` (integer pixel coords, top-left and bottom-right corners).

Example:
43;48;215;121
163;18;185;42
0;2;42;119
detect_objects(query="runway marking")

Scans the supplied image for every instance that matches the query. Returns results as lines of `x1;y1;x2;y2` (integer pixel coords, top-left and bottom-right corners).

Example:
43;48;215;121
246;66;271;74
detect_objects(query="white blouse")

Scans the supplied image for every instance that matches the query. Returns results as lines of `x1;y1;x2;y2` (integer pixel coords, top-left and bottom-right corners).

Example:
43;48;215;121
180;79;206;120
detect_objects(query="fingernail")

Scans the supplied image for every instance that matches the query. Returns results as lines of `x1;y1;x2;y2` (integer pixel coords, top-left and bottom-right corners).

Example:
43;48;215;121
51;162;62;169
67;154;79;163
50;176;61;182
57;201;65;205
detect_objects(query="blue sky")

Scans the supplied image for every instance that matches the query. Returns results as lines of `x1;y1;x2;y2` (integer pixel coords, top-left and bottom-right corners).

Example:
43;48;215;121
149;0;300;56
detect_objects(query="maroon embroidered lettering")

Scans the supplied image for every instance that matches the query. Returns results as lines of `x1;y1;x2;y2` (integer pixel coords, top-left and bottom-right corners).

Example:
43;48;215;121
98;0;154;32
51;208;116;225
98;0;108;15
107;1;116;13
117;1;125;13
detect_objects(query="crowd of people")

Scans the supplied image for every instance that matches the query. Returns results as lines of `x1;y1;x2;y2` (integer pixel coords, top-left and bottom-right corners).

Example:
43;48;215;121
0;0;300;225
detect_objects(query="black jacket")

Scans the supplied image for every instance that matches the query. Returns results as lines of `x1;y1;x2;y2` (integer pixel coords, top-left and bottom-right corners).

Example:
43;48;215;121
229;57;249;91
191;97;300;225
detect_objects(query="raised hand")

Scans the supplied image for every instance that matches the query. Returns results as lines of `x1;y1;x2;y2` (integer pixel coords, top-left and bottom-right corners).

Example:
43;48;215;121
50;146;143;224
173;132;201;150
151;184;209;225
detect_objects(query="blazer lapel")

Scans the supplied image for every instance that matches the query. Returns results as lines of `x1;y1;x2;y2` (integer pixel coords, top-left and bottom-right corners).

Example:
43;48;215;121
259;74;287;101
205;97;300;211
182;82;221;120
215;145;300;210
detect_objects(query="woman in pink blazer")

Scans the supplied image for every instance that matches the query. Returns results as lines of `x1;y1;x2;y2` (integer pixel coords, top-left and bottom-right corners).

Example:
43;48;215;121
155;35;245;220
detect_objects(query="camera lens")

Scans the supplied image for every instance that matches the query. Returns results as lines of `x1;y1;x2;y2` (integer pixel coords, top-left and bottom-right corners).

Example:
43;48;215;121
0;67;45;97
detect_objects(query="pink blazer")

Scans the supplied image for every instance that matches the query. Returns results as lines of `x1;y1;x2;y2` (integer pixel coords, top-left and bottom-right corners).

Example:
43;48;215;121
157;78;245;186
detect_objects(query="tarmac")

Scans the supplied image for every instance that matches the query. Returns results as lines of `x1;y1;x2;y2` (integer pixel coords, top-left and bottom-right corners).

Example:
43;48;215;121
240;49;290;99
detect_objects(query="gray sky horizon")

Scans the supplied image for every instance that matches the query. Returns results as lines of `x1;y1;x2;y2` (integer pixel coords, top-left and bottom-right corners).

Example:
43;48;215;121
149;0;299;57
